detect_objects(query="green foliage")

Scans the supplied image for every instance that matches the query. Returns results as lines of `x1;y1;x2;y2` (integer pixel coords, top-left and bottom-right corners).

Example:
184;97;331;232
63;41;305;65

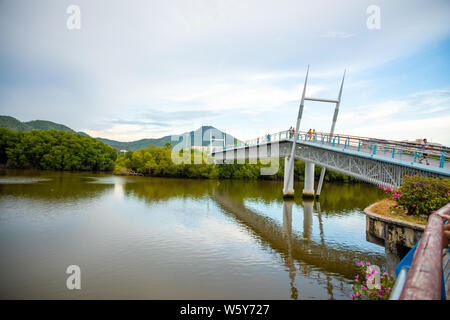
0;128;117;171
351;262;395;300
115;145;359;182
114;145;219;179
395;175;450;216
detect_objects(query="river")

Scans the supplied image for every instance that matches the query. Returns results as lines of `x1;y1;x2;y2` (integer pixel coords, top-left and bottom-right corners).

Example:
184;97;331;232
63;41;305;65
0;170;387;299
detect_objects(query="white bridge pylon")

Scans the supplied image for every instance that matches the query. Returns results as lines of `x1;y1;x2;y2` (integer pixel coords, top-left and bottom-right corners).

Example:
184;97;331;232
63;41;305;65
283;66;346;198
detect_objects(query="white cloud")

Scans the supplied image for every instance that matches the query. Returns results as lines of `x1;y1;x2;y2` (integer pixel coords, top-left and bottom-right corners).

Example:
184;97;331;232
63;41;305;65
339;89;450;145
321;31;355;38
0;0;449;142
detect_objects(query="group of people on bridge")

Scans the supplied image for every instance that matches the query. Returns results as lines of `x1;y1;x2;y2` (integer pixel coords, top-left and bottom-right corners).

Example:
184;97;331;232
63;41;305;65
288;127;316;141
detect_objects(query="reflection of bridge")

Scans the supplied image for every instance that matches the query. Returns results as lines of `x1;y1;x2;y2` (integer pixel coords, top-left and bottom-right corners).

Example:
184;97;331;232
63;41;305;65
211;67;450;198
212;191;385;299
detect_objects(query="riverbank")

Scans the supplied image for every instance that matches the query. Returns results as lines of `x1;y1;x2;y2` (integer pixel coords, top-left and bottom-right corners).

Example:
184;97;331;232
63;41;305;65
368;199;427;225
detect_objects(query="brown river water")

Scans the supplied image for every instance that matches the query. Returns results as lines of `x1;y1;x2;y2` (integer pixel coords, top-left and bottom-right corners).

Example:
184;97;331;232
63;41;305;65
0;170;388;299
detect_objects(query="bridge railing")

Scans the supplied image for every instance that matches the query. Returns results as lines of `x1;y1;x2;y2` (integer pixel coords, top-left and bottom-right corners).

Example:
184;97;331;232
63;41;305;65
311;131;450;168
212;130;450;169
389;203;450;300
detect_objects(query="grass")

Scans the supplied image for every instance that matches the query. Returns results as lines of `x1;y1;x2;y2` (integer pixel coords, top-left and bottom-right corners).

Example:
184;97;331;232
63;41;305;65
370;199;428;225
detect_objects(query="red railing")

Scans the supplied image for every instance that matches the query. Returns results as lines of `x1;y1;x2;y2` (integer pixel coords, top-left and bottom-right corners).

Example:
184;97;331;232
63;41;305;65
399;203;450;300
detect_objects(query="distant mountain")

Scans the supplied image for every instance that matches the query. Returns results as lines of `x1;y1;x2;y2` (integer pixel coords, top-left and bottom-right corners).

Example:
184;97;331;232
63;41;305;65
97;125;241;151
0;116;240;152
0;116;32;131
0;116;74;133
25;120;75;132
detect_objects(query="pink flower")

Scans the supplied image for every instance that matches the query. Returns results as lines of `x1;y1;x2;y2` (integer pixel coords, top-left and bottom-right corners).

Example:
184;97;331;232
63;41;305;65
366;262;371;265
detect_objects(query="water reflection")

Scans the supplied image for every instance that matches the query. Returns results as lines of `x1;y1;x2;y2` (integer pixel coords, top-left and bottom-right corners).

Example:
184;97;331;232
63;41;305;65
0;170;113;202
0;170;388;299
282;200;298;299
212;189;385;299
302;200;313;240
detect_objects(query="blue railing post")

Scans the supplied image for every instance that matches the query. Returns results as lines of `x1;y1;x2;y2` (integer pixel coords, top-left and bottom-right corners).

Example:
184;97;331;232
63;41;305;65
357;140;361;152
372;143;377;155
440;152;446;168
414;150;417;162
338;136;340;145
384;144;387;152
321;136;324;145
392;146;396;159
332;137;336;147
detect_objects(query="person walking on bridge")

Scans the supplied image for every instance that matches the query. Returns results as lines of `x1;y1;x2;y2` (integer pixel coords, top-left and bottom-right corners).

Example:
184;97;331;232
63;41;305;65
307;129;312;141
419;138;430;165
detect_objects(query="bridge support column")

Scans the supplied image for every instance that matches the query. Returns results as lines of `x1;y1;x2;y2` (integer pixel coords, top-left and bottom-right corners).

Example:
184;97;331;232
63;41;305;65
315;167;326;198
303;161;315;198
283;156;295;198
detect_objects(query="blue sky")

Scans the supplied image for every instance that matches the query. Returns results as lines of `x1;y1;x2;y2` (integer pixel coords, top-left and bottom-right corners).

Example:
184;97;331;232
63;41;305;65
0;0;449;144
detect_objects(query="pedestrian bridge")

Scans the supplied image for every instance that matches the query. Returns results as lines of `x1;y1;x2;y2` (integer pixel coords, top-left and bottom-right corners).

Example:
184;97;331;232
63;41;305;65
210;66;450;198
211;130;450;196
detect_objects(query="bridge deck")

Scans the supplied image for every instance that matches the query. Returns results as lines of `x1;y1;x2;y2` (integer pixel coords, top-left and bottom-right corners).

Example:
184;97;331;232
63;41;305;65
211;130;450;177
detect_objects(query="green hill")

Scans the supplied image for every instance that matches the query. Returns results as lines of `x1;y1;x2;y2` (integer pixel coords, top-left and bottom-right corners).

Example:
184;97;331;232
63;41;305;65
0;116;34;131
24;120;74;132
0;116;75;133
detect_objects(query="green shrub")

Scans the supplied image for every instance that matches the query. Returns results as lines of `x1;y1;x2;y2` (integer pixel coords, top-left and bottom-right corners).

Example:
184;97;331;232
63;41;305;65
396;175;450;216
0;128;117;171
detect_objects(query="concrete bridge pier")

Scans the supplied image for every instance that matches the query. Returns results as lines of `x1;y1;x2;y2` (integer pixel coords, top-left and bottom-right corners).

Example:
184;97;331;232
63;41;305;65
303;161;315;198
283;156;295;198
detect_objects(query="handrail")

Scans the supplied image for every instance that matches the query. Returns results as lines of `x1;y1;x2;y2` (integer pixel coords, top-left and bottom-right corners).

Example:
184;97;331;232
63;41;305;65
233;130;450;154
212;130;450;169
398;203;450;300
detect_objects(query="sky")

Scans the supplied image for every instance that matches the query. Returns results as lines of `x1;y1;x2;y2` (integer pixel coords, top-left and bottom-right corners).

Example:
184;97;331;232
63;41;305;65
0;0;449;144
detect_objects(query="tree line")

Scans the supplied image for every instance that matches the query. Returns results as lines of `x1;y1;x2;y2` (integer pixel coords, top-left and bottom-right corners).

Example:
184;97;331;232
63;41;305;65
0;128;117;171
114;143;357;182
0;128;357;182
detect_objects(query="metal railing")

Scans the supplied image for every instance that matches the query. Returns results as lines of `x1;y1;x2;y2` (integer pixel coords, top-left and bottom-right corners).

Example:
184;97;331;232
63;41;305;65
211;130;450;170
390;203;450;300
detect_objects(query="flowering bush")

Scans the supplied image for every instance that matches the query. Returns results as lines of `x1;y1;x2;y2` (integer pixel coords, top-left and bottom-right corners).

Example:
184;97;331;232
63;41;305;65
351;262;395;300
378;176;450;216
